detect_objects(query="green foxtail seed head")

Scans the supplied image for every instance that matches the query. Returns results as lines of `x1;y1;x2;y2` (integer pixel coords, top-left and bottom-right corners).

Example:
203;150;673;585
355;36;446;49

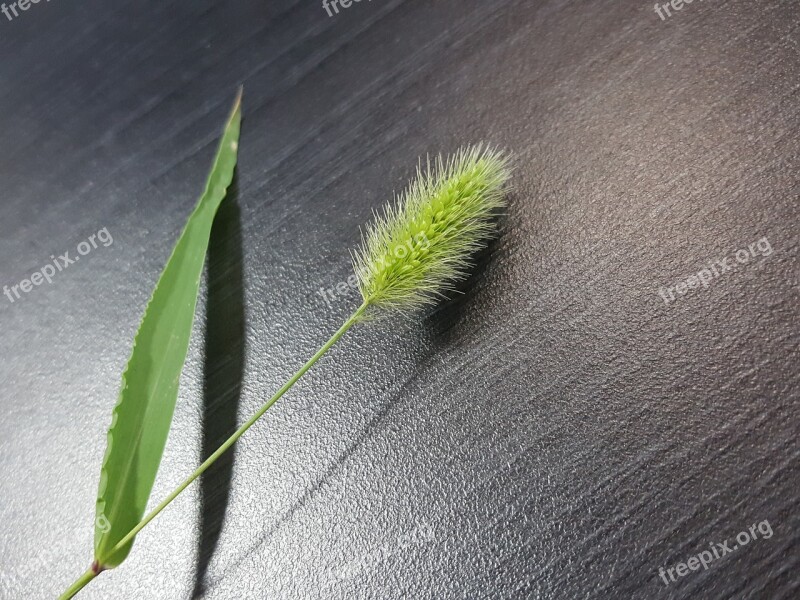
352;145;511;314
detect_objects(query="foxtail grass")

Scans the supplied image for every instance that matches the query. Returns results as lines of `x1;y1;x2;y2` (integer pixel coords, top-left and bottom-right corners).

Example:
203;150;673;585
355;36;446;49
61;144;511;598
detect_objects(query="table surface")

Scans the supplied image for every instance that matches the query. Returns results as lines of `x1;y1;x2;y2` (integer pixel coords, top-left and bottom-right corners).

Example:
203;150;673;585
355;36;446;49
0;1;798;599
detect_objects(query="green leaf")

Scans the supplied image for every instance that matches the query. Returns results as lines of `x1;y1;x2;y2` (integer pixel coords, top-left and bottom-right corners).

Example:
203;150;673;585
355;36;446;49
94;90;242;568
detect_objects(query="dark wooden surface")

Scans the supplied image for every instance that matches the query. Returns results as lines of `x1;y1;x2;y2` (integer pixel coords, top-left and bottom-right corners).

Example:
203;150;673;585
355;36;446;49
0;1;798;599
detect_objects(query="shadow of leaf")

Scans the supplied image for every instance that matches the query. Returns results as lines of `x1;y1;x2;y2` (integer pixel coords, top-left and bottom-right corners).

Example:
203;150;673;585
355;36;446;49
191;176;245;598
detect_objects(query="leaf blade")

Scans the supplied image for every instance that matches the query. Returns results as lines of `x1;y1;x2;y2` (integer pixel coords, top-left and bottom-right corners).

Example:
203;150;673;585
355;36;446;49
94;91;242;568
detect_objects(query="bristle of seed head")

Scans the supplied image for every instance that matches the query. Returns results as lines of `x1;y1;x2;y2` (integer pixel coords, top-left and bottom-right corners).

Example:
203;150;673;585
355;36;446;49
352;144;512;316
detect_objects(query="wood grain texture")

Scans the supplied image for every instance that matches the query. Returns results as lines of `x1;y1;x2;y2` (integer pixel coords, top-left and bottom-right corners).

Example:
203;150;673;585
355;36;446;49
0;1;797;599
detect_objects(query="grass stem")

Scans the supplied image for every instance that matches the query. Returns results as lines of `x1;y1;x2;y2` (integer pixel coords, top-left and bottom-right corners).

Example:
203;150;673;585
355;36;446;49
59;568;97;600
60;301;368;598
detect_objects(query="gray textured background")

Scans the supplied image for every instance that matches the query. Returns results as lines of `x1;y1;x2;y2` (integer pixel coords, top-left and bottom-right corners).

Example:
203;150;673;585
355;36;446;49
0;0;798;598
